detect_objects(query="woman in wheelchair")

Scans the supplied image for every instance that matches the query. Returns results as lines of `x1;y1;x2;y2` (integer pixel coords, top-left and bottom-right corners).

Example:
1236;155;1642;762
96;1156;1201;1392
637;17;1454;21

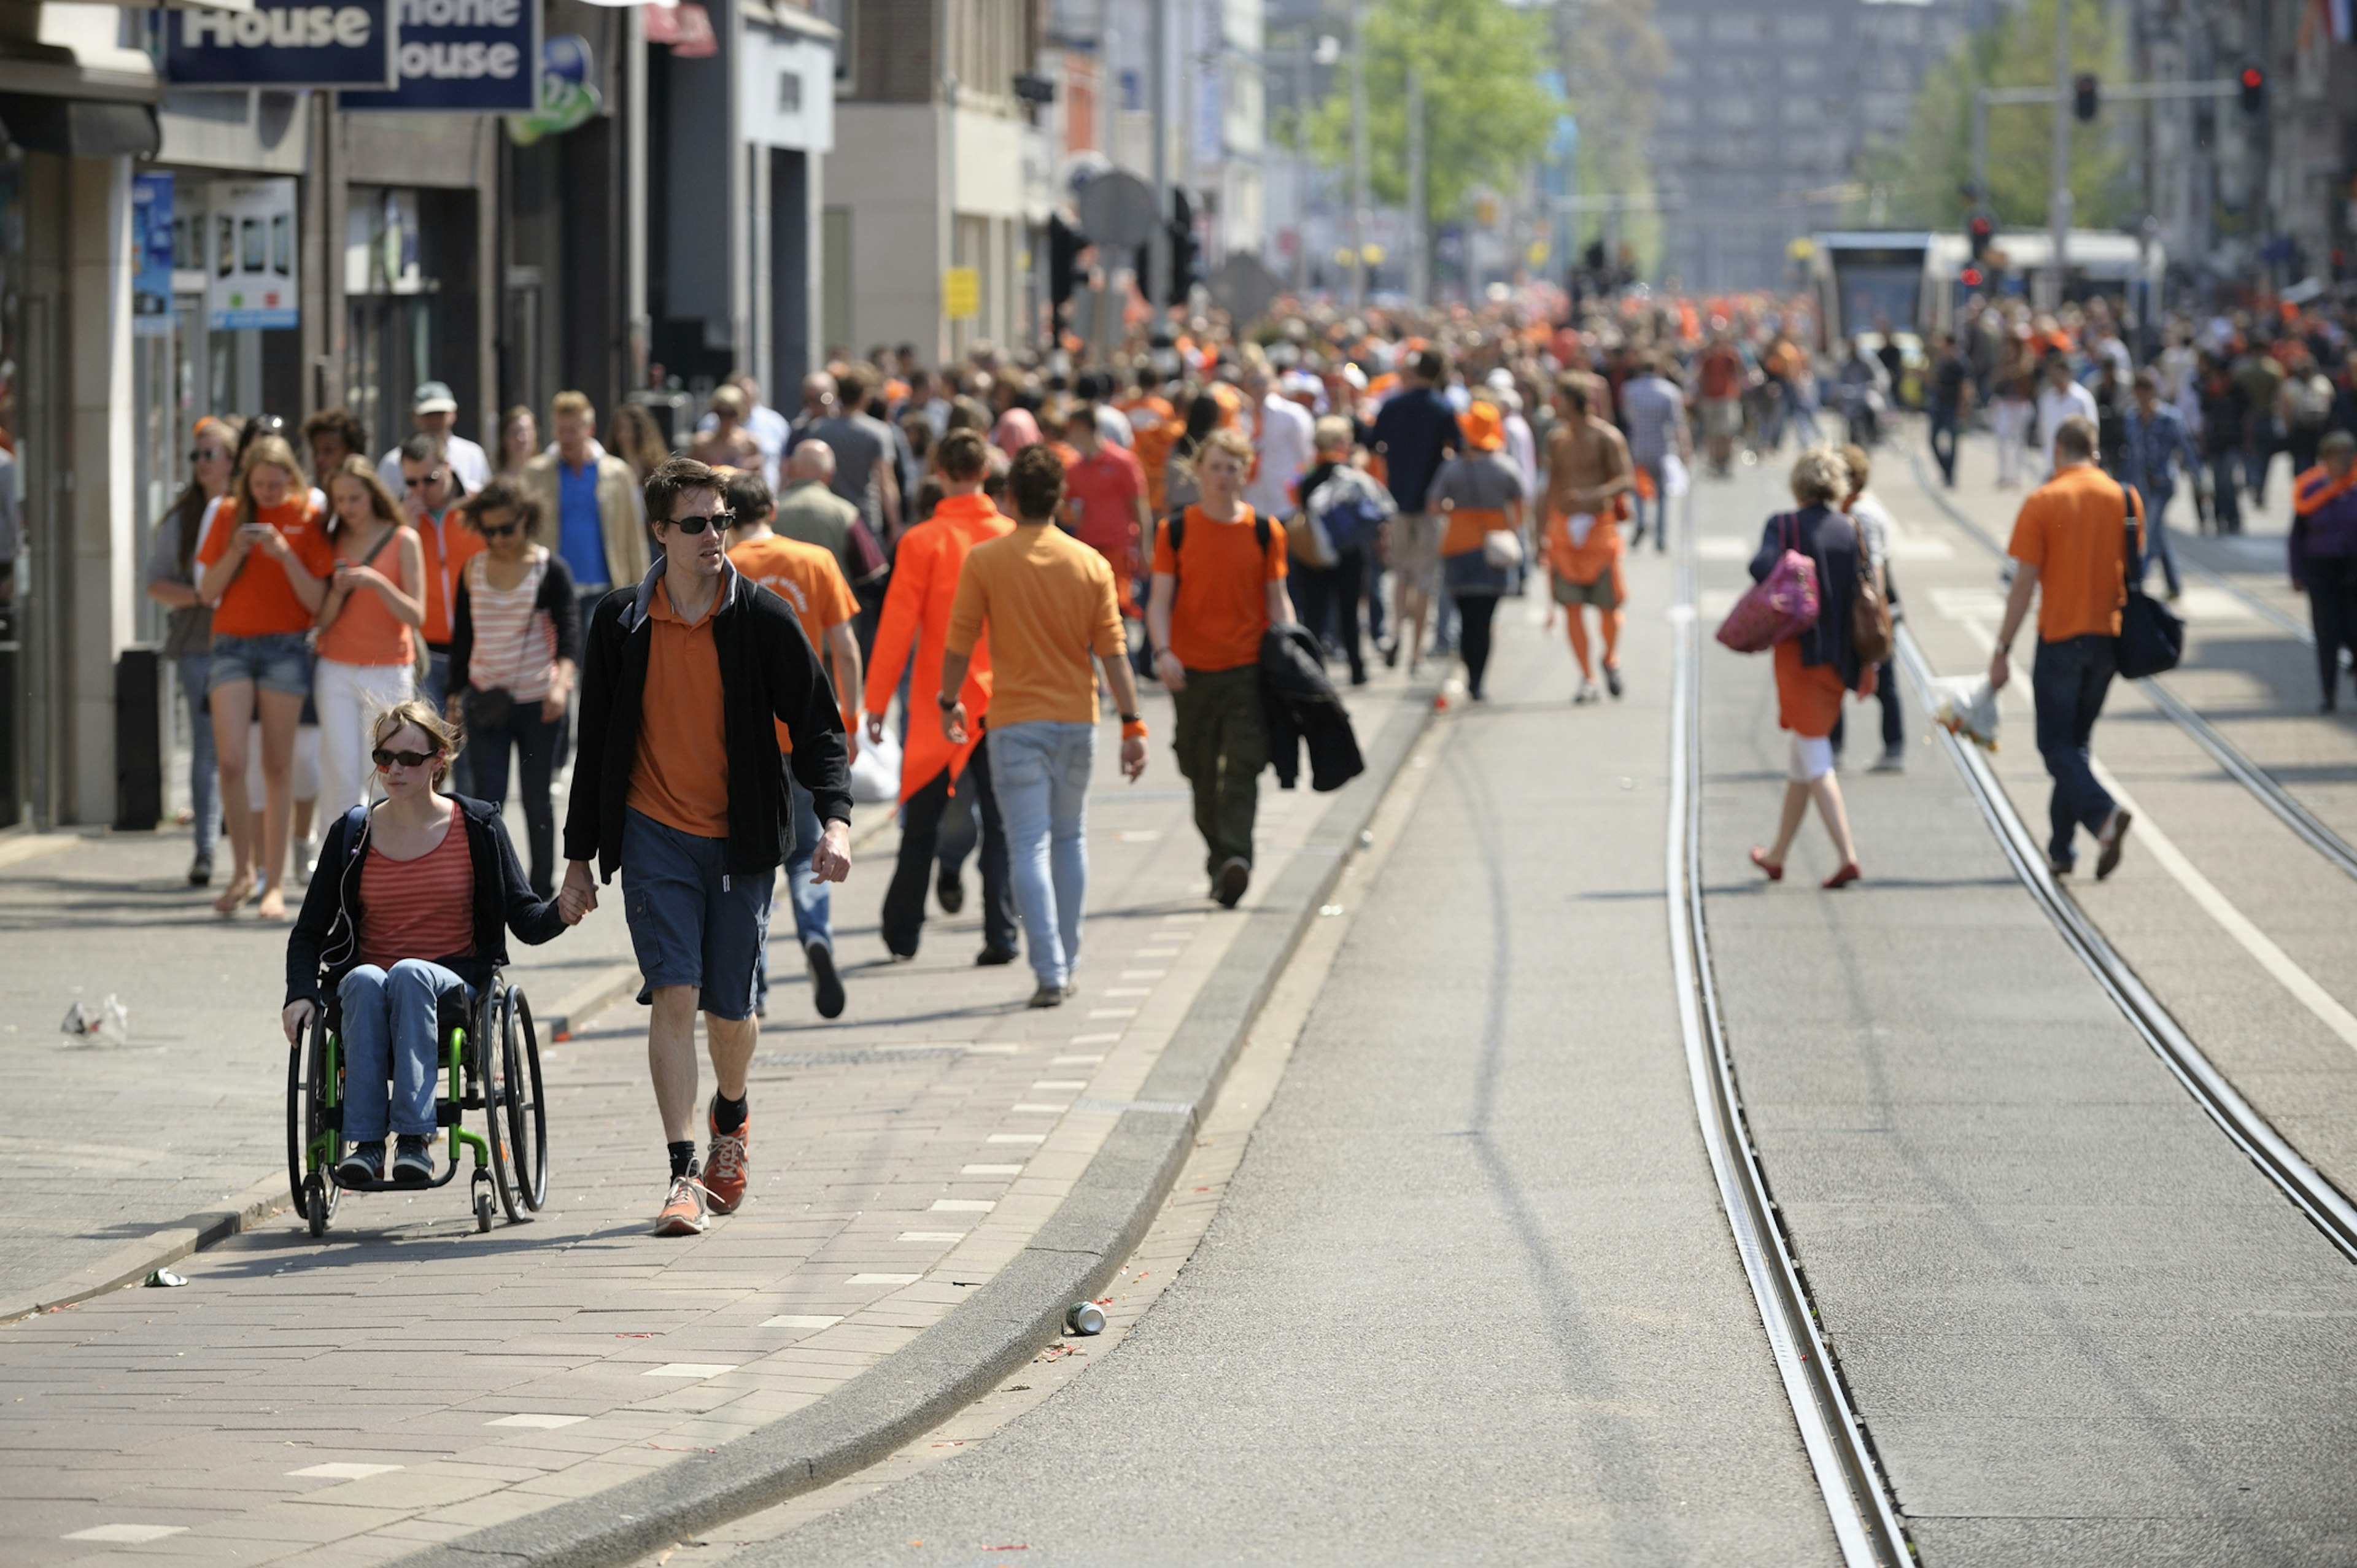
282;698;576;1185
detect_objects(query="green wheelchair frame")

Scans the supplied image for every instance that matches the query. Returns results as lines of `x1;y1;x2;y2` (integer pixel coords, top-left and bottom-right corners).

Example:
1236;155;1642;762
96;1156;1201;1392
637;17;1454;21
286;976;549;1238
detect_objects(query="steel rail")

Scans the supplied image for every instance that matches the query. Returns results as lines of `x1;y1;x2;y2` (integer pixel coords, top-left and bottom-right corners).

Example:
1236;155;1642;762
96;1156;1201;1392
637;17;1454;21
1894;623;2357;1264
1905;450;2357;884
1668;523;1912;1568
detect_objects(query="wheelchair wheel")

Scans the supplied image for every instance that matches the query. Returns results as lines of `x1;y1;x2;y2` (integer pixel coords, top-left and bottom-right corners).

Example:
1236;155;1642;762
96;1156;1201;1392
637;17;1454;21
505;987;549;1212
481;990;524;1222
285;1040;308;1211
304;1173;332;1237
291;1013;341;1232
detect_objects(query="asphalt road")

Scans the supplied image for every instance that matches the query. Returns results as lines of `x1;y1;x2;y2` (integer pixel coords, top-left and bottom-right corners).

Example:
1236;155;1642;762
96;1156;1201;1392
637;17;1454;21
740;547;1838;1566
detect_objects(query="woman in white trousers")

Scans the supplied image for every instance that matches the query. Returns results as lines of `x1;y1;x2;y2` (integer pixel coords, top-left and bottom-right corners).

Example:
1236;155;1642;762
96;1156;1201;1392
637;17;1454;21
312;458;426;821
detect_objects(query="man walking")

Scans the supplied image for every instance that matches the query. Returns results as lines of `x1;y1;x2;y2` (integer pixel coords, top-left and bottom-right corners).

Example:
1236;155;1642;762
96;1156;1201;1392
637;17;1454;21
377;380;491;495
561;456;854;1237
1369;349;1459;675
1242;354;1315;525
861;429;1020;963
2037;353;2099;479
1542;374;1633;702
940;444;1148;1006
722;469;863;1019
790;369;902;543
1620;353;1689;551
2121;369;2199;601
1927;331;1975;487
1147;427;1292;908
525;390;648;635
1989;415;2140;880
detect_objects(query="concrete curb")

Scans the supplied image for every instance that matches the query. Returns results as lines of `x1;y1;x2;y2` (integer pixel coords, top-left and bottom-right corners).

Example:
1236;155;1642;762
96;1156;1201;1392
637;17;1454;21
386;689;1438;1568
0;1169;292;1326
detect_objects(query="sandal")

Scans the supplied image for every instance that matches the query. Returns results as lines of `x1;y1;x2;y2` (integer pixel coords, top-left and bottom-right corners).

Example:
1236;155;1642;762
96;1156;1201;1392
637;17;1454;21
1822;862;1862;889
257;886;288;921
1748;846;1784;882
212;874;256;916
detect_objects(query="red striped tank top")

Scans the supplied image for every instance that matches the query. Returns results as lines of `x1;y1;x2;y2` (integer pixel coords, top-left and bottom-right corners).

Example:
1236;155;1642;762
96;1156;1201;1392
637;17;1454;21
357;813;475;970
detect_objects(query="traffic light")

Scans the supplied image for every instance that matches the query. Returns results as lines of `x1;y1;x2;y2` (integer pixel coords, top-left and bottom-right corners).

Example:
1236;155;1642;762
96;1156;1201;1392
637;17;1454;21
2073;74;2099;122
1968;211;1994;261
1960;265;1985;289
1136;189;1198;307
1048;214;1083;324
2240;64;2266;115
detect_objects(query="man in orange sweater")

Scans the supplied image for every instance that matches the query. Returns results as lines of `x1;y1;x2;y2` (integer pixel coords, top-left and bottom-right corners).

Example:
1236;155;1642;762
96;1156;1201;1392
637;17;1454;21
861;430;1018;961
940;444;1148;1005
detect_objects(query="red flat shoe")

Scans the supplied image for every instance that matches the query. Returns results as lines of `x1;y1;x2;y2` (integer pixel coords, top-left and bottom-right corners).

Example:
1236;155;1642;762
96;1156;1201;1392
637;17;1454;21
1822;862;1862;889
1749;846;1784;882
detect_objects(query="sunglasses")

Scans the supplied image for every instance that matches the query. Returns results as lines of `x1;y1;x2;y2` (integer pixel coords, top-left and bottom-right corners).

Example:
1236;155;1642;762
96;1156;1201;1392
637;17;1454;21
665;511;734;535
478;521;522;539
404;471;446;488
191;447;227;465
371;747;443;771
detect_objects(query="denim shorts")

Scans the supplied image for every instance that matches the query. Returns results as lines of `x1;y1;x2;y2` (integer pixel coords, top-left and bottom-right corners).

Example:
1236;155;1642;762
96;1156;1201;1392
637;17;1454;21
207;631;314;697
622;808;767;1021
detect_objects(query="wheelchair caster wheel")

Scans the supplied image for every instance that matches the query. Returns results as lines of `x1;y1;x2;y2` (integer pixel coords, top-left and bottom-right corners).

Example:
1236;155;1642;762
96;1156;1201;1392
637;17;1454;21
304;1176;331;1238
474;1191;494;1234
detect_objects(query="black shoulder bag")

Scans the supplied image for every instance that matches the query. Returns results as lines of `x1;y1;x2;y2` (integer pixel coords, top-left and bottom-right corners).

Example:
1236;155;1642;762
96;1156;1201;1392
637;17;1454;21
2113;482;2183;679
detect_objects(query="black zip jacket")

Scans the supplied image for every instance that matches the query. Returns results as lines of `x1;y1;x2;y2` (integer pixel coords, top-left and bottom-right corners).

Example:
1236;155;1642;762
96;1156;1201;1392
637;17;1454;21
1260;624;1364;792
563;558;854;883
284;795;568;1008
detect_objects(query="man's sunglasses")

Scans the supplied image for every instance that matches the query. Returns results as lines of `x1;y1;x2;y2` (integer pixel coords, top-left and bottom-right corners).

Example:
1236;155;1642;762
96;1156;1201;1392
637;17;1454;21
665;510;735;535
404;471;446;489
372;747;443;771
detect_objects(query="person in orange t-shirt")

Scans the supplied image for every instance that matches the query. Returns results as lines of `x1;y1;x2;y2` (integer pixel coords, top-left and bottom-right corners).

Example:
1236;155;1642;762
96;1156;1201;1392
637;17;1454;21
196;433;333;920
861;429;1020;962
723;469;864;1019
1991;414;2143;879
1118;371;1180;515
1145;427;1292;907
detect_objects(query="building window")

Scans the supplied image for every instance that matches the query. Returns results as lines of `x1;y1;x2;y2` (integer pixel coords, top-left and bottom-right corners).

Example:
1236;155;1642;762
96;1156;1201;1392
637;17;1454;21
780;70;802;113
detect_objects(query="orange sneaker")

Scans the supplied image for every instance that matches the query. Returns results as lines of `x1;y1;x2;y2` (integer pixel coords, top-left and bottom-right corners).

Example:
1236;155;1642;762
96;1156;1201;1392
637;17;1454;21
653;1175;711;1236
703;1099;749;1215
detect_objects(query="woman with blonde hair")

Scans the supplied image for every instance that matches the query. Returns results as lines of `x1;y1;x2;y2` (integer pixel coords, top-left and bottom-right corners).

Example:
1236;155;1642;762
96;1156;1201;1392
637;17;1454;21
282;700;573;1184
196;433;334;918
1747;448;1871;888
313;457;425;822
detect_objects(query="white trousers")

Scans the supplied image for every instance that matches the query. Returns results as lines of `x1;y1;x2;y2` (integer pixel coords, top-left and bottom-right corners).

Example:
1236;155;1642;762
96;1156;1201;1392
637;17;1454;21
1789;733;1835;782
314;658;416;821
1992;401;2032;486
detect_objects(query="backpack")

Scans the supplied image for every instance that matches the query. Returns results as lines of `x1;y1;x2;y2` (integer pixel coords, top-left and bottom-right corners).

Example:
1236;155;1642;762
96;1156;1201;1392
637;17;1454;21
1161;508;1272;597
1308;471;1387;554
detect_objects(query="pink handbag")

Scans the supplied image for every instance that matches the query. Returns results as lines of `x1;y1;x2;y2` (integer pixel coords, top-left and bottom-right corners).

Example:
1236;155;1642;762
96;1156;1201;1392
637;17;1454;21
1715;512;1819;653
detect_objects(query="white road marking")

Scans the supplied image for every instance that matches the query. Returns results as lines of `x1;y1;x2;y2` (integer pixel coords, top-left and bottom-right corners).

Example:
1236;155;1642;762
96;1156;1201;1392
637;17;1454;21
1011;1102;1069;1113
65;1526;188;1543
1031;1079;1088;1089
845;1274;918;1286
487;1413;586;1428
985;1134;1045;1145
290;1462;402;1479
897;1231;966;1242
932;1199;996;1211
759;1315;842;1330
961;1164;1021;1175
642;1363;738;1378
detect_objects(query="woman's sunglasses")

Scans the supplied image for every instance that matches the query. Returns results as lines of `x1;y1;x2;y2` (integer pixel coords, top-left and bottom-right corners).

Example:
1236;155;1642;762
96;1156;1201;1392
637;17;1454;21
190;447;227;465
372;747;443;771
666;510;734;535
478;521;523;539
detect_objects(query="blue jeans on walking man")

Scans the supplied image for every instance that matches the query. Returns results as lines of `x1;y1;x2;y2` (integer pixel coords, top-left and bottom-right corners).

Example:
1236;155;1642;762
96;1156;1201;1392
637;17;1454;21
2141;485;2183;598
989;721;1095;991
1630;455;1670;550
754;776;831;1014
175;652;220;862
337;958;471;1143
2032;634;2119;870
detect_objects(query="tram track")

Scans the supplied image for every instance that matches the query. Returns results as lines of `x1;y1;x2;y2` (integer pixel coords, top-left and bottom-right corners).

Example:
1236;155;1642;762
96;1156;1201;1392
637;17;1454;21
1668;519;1911;1568
1903;449;2357;884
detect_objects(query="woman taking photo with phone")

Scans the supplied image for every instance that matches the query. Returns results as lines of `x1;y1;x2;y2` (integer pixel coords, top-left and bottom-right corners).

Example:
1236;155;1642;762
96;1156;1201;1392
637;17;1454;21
447;481;580;897
312;457;425;822
197;433;333;919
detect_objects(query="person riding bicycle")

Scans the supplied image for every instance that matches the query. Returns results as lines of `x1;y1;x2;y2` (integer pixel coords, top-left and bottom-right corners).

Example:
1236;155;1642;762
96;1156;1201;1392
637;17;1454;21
281;700;576;1186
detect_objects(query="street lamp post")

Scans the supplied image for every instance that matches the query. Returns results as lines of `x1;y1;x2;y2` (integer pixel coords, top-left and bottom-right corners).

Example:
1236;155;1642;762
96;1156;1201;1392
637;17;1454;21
1347;0;1368;312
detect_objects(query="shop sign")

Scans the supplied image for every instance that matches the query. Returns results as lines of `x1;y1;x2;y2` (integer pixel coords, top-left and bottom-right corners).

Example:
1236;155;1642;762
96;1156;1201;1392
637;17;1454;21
343;0;538;112
208;179;300;331
506;34;600;145
133;174;176;339
943;267;980;321
164;0;398;90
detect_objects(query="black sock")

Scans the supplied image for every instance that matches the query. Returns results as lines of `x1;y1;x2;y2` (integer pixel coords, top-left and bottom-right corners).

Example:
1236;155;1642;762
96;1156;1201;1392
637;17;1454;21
668;1141;699;1181
712;1092;748;1135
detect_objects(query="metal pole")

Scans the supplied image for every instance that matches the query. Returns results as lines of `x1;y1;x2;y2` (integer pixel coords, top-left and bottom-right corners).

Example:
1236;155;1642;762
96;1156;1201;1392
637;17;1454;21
2046;0;2073;311
1347;0;1368;311
625;3;648;390
1148;0;1170;318
1099;0;1118;164
1972;90;1989;210
1294;28;1311;296
1406;63;1425;306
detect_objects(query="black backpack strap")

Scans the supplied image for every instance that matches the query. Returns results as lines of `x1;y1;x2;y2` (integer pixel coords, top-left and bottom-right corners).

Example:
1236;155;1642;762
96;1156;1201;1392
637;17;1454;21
2121;482;2143;579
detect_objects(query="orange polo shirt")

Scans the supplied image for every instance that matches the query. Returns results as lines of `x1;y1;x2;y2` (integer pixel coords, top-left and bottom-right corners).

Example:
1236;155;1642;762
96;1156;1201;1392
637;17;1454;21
627;576;730;838
729;531;857;753
861;491;1013;802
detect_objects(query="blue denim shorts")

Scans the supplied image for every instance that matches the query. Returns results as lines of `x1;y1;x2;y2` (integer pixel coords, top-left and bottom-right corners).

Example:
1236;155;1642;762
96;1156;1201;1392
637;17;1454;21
622;809;767;1021
207;631;314;697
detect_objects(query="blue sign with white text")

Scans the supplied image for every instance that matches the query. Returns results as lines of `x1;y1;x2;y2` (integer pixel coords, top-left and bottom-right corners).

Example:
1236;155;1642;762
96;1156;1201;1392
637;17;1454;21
341;0;537;112
163;1;397;90
132;173;174;338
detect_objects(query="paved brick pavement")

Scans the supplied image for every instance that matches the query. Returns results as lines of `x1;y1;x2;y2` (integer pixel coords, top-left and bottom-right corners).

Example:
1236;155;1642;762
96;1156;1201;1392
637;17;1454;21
0;678;1419;1566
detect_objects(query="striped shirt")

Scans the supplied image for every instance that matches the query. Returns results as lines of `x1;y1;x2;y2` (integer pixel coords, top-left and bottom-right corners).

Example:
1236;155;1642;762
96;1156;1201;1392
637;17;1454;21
463;551;559;700
1620;375;1686;465
357;815;474;970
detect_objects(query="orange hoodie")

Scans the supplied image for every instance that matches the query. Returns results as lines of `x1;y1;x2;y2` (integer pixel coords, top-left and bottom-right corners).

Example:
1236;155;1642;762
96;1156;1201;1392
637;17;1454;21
861;491;1015;802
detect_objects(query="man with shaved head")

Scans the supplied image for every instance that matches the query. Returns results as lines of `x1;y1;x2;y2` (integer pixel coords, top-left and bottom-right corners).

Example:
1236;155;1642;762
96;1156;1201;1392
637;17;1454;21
774;439;877;604
790;367;900;544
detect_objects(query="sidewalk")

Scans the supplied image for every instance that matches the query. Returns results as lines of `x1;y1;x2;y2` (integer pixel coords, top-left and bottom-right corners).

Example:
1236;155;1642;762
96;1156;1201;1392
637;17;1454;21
0;676;1425;1567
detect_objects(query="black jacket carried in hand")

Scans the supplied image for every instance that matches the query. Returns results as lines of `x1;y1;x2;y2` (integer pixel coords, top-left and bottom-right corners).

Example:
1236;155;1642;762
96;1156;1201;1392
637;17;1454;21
1260;624;1364;792
284;796;567;1007
563;558;854;882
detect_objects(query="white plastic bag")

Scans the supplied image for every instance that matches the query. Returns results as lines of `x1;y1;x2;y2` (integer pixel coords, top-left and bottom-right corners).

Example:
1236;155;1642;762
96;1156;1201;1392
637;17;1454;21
1662;452;1690;497
1929;676;2001;752
850;724;902;805
60;993;129;1046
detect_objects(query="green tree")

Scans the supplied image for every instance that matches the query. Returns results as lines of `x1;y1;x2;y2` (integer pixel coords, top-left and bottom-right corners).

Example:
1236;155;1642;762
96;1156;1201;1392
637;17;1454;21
1860;0;2131;233
1308;0;1560;223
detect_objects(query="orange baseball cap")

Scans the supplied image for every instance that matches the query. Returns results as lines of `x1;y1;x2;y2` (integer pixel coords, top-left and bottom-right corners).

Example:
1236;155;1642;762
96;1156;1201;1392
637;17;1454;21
1459;402;1505;452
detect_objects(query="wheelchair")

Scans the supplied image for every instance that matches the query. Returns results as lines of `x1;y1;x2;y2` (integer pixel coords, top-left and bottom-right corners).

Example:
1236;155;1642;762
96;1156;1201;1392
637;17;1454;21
285;970;549;1238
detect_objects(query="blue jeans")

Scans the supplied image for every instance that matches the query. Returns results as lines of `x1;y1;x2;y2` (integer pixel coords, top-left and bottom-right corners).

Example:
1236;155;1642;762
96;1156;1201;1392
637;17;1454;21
622;809;767;1021
2205;452;2242;533
1630;455;1670;549
989;722;1095;989
465;696;565;897
175;652;220;859
417;649;473;797
753;776;831;1013
2140;485;2183;597
2032;635;2119;868
1928;407;1960;484
338;959;468;1142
